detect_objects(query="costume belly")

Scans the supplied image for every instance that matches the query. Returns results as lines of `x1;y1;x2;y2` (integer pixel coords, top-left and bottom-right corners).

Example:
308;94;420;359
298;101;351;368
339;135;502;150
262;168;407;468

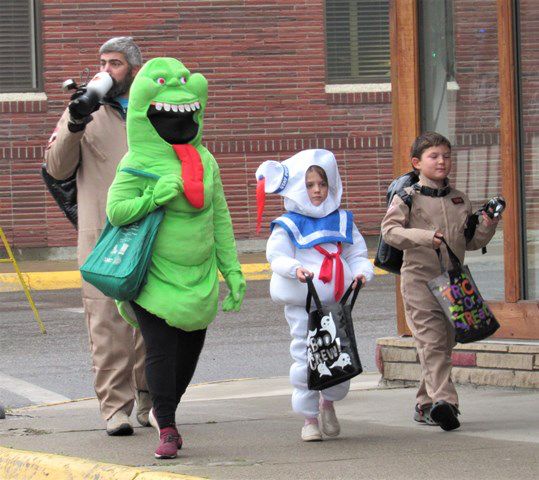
270;250;354;306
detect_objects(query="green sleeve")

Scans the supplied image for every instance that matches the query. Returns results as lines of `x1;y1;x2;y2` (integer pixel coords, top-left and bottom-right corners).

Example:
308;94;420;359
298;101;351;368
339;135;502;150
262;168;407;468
106;170;159;227
211;156;242;278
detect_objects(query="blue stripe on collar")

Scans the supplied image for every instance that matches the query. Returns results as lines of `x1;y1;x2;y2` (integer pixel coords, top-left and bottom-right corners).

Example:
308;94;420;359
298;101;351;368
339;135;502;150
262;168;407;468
270;209;353;249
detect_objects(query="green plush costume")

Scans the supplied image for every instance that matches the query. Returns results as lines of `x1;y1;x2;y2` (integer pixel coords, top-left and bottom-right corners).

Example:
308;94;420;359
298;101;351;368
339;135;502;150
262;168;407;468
106;57;245;331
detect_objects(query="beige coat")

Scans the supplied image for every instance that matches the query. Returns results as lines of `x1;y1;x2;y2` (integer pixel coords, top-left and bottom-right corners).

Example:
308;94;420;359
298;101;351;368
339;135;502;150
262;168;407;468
44;104;146;420
381;175;497;406
45;105;128;263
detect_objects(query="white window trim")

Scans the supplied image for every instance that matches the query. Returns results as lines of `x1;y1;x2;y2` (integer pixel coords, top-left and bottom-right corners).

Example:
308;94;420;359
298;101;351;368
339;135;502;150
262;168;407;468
325;83;391;93
325;80;460;94
0;92;47;101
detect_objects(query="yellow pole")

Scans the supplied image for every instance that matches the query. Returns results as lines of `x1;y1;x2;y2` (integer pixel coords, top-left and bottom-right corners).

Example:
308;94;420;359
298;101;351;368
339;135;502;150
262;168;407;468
0;228;46;334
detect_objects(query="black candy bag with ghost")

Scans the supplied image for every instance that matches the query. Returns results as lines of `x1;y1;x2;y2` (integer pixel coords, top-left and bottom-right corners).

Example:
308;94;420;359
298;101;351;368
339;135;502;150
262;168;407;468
306;278;363;391
427;238;500;343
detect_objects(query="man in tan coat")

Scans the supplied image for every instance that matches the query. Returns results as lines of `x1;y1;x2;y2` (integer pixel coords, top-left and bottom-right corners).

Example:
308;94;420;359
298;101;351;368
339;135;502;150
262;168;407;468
45;37;150;436
381;132;499;431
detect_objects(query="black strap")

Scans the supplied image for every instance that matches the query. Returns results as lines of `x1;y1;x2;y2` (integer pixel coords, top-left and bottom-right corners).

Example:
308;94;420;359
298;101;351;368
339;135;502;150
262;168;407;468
339;280;362;309
435;237;461;273
413;182;451;197
464;213;479;242
306;276;362;313
305;276;322;313
396;189;413;209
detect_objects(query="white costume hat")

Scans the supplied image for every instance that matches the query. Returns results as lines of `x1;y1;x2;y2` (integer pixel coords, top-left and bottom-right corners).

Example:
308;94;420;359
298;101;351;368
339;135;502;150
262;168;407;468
255;149;343;231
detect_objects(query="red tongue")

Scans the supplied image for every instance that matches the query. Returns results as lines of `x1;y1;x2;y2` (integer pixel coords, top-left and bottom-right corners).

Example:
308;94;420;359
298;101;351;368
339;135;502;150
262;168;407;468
172;144;204;209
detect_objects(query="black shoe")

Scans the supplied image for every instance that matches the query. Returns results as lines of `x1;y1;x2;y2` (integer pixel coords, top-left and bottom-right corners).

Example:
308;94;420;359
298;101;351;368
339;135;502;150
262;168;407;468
413;403;438;426
430;401;460;431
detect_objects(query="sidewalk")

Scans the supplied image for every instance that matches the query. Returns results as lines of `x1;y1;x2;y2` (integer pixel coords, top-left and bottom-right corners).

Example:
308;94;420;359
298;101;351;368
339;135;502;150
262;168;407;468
1;374;538;480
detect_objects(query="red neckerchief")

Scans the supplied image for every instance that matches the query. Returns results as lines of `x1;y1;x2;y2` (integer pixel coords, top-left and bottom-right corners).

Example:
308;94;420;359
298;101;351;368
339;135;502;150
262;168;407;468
172;144;204;209
313;242;344;301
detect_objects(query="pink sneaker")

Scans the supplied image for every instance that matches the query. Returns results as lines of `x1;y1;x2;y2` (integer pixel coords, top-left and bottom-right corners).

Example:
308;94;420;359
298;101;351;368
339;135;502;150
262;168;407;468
154;426;180;459
149;408;183;449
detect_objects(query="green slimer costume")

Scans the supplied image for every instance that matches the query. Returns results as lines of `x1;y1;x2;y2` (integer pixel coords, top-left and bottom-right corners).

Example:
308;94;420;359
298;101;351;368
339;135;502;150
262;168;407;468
106;57;246;331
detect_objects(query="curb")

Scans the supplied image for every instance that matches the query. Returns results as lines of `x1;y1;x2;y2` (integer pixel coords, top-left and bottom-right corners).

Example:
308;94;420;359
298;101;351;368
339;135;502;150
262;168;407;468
0;446;205;480
0;260;387;293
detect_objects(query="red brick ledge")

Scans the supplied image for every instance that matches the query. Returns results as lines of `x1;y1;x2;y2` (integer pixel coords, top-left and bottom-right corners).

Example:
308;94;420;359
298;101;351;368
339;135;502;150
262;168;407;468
376;336;539;389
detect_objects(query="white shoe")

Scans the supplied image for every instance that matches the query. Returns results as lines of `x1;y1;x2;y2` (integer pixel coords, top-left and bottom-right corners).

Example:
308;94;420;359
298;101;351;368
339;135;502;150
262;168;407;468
135;390;152;427
320;404;340;437
301;423;322;442
148;408;159;432
106;410;133;436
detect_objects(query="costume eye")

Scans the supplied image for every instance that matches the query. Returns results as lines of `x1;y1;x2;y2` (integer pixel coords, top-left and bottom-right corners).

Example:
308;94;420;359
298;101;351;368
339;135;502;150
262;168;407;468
156;77;166;85
180;77;187;84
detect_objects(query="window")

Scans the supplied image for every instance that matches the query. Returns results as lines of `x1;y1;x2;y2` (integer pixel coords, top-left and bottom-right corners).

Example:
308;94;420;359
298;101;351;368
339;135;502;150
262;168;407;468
0;0;41;93
325;0;390;84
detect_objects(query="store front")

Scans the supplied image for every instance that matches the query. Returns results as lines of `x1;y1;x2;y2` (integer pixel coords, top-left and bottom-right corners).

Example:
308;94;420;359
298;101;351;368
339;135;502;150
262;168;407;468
390;0;538;340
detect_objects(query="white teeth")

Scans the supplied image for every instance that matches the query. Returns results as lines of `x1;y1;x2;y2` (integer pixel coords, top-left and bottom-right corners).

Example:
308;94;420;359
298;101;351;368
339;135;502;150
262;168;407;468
154;102;200;113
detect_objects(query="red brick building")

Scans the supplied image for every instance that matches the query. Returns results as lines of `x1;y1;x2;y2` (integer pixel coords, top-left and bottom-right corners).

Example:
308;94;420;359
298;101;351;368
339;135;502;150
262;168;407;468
1;0;537;308
1;0;394;249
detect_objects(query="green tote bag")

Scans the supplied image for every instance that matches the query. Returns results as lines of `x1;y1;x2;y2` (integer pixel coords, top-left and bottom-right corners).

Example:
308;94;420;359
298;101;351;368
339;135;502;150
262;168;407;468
80;168;164;301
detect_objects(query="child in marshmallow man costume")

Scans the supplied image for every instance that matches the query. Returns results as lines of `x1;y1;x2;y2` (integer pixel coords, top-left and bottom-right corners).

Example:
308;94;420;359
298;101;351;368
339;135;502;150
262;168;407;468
257;149;374;442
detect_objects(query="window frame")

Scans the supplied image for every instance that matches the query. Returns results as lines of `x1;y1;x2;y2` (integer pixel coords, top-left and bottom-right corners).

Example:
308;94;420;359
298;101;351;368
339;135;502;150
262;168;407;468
324;0;391;86
0;0;43;94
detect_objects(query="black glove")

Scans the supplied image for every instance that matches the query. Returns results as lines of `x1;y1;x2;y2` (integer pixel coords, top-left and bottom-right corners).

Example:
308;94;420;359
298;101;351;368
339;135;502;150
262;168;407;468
67;88;101;132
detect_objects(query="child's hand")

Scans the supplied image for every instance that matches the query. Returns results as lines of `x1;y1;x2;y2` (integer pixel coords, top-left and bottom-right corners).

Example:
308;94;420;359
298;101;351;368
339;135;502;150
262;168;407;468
481;211;500;227
352;274;366;290
296;267;313;283
433;231;444;249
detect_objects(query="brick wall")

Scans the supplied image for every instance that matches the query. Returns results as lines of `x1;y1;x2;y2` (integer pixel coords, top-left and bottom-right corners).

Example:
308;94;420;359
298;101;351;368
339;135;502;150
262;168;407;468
0;0;393;248
1;0;536;249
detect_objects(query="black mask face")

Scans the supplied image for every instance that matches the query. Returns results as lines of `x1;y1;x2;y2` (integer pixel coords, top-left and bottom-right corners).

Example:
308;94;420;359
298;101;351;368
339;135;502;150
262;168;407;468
146;103;199;144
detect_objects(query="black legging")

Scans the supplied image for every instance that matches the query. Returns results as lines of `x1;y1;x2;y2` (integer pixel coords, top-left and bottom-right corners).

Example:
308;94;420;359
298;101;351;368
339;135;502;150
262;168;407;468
131;302;206;428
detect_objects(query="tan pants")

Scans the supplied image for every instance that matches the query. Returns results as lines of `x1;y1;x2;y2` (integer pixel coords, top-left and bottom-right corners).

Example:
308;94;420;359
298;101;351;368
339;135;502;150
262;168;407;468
402;279;458;407
83;283;147;421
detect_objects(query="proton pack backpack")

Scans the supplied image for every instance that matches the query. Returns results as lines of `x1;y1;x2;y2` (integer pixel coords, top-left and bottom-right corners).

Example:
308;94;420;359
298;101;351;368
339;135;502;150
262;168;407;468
374;171;419;274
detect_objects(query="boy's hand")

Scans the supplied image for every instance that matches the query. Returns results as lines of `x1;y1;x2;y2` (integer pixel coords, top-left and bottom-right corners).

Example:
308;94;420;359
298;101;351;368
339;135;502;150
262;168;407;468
352;274;366;290
481;211;500;227
433;231;444;249
296;267;313;283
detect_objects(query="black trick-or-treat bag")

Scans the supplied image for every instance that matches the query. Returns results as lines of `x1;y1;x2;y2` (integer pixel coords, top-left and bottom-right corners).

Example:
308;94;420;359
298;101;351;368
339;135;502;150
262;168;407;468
306;277;363;390
427;238;500;343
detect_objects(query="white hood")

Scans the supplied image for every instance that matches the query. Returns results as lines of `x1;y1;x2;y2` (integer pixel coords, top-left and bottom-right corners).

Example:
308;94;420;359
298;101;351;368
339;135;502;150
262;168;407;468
255;149;342;218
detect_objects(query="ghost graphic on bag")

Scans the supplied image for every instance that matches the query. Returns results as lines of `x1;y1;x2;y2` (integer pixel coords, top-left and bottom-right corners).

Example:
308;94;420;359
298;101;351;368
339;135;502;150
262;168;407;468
320;313;337;342
317;363;332;377
330;352;352;370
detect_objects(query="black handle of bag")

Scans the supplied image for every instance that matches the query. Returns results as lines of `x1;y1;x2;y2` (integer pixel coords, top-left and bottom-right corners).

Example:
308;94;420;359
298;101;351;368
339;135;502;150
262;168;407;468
339;280;362;310
305;276;323;313
306;276;362;313
435;237;461;273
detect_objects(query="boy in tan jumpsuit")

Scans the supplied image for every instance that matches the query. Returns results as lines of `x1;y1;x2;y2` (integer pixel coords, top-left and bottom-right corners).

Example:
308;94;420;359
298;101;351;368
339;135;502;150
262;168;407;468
381;132;499;431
